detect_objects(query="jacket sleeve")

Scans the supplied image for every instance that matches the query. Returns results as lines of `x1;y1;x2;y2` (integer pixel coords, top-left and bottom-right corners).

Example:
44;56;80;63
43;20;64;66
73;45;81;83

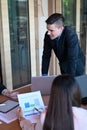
0;83;6;94
66;27;79;76
41;33;52;75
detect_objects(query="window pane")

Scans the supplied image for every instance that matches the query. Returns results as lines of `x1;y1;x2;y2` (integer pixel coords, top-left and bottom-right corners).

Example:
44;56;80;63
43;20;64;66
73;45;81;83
62;0;76;28
8;0;31;89
80;0;87;56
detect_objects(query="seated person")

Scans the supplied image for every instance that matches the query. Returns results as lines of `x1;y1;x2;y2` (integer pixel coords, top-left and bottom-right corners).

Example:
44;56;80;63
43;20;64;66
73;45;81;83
0;82;18;99
17;74;87;130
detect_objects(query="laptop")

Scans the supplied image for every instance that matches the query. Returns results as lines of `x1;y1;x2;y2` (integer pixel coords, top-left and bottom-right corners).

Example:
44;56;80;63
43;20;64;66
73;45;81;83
31;76;56;95
31;74;87;97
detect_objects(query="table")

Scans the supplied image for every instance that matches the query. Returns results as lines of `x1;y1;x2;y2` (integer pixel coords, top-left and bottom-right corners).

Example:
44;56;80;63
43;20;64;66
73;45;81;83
1;84;86;130
0;85;31;130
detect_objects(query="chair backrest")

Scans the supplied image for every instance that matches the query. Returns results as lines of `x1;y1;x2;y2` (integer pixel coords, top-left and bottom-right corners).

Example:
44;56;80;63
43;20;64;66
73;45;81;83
75;75;87;98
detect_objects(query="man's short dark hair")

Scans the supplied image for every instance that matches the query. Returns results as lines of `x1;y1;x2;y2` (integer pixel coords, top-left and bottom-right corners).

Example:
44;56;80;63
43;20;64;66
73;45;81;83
46;13;65;27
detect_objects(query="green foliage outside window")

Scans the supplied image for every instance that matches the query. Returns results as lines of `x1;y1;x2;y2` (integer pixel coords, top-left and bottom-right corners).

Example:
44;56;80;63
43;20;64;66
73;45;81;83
62;0;76;28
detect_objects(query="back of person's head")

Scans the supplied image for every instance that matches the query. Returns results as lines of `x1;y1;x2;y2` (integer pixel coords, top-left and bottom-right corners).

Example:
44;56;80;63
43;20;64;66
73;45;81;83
43;74;82;130
46;13;65;28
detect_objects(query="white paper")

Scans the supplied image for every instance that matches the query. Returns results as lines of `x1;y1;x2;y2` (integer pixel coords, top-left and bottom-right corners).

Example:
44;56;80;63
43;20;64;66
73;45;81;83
0;106;18;123
18;91;44;123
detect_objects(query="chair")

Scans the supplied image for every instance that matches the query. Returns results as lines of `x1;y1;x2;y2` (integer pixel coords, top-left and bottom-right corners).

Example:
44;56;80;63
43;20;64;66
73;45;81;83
75;75;87;98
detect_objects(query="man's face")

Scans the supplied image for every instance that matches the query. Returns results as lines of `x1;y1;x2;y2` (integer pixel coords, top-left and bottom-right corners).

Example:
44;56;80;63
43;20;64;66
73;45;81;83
46;24;63;40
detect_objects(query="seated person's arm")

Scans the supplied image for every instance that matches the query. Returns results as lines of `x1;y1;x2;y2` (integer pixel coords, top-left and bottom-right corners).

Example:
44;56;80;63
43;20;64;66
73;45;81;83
0;83;18;99
17;107;46;130
2;89;18;99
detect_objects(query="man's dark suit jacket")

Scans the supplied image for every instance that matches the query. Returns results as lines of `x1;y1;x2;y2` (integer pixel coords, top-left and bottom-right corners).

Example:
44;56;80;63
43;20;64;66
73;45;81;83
0;83;6;94
42;26;85;76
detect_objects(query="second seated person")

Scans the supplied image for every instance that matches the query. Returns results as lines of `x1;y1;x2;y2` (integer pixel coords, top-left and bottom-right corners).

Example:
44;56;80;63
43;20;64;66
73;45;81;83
0;83;18;99
17;74;87;130
42;13;85;76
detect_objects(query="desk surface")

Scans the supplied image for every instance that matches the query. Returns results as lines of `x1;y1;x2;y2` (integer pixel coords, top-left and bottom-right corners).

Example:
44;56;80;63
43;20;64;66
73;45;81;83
1;85;87;130
0;85;31;130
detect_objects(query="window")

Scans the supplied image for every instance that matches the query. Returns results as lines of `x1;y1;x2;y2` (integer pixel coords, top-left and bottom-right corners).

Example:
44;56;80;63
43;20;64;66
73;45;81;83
8;0;31;89
62;0;76;28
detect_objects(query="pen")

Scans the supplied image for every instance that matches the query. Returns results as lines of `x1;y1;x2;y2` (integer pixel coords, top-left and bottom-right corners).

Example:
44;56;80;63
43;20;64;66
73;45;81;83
0;103;6;106
34;107;41;113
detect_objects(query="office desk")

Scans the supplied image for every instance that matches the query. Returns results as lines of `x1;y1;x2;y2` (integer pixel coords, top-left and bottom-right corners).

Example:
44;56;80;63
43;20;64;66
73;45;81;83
0;85;87;130
0;85;31;130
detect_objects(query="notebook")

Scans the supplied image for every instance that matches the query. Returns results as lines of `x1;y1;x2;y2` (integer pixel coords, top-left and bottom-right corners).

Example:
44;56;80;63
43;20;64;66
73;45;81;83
31;75;56;95
0;100;19;113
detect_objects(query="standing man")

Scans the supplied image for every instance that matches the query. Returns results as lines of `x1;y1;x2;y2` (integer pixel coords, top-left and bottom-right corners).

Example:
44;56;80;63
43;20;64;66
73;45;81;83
42;13;85;76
